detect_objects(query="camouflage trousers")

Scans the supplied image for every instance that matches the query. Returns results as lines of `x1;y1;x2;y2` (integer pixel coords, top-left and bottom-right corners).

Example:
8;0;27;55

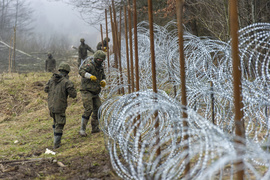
81;91;101;121
47;67;55;72
50;112;66;136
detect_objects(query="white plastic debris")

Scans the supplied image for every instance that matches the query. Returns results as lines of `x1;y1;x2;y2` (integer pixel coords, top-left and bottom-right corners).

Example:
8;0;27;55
45;148;56;155
57;161;66;167
14;140;19;144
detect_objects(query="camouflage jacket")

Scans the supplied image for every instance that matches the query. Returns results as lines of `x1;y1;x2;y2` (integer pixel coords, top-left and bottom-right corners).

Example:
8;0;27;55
45;57;56;72
78;44;95;60
44;73;77;113
79;58;106;94
96;40;108;50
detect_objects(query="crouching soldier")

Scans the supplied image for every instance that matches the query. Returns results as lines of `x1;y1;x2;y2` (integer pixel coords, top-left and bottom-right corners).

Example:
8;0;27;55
79;50;106;136
44;62;77;149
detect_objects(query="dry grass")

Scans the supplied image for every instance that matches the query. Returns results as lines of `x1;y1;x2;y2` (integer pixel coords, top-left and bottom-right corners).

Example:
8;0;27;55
0;72;120;180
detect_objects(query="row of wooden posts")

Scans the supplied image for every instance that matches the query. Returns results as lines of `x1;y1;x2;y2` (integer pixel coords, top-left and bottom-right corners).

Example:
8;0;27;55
100;0;245;179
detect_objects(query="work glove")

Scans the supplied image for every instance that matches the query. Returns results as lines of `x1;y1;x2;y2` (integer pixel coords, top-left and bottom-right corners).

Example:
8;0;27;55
90;75;97;81
100;80;106;87
85;73;97;81
103;47;107;52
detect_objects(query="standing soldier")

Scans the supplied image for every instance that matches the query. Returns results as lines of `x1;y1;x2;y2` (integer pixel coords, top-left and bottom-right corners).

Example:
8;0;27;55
44;62;77;149
78;50;106;136
78;38;95;68
45;53;56;72
96;37;110;52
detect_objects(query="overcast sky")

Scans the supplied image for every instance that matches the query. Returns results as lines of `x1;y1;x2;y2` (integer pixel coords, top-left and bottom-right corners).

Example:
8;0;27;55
30;0;100;48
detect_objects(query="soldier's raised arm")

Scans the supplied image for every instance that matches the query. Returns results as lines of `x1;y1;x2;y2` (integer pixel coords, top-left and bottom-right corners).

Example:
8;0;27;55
87;45;95;54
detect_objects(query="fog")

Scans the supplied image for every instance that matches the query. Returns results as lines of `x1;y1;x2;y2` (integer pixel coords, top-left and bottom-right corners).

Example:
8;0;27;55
30;0;100;49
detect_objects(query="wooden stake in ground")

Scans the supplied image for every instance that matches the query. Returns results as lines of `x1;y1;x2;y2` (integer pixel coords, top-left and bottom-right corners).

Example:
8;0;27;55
148;0;161;157
100;24;104;50
124;5;131;94
229;0;246;179
128;0;135;92
105;9;110;82
118;8;125;95
133;0;139;92
109;6;118;69
176;0;190;177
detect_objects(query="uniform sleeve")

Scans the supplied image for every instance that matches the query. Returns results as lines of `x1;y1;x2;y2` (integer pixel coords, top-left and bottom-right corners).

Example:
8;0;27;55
87;45;95;54
66;81;77;98
79;62;93;78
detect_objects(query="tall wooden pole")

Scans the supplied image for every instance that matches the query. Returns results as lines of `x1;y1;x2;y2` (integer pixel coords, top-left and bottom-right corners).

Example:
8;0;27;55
118;8;125;95
133;0;139;92
112;1;119;70
128;0;135;92
229;0;245;179
100;24;104;50
148;0;161;157
112;0;121;94
124;5;131;94
105;9;110;78
176;0;190;177
109;6;118;69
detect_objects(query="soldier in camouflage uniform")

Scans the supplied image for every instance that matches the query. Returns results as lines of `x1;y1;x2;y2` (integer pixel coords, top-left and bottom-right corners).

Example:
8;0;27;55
78;50;106;136
44;62;77;149
78;38;95;68
96;37;110;51
45;53;56;72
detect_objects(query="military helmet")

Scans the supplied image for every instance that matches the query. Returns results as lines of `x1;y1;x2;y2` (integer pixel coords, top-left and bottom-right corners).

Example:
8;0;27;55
94;50;106;61
80;38;85;42
104;37;110;42
58;62;71;72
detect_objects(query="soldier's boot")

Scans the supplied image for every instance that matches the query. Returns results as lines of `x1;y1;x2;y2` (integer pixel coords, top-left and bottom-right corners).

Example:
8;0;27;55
54;135;62;149
79;117;89;137
91;117;100;134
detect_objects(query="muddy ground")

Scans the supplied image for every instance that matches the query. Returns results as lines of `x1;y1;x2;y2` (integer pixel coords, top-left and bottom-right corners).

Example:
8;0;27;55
1;149;119;180
0;72;121;180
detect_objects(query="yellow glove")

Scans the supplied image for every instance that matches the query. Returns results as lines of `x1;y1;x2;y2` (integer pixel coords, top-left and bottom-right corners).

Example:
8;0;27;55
90;75;97;81
100;80;106;87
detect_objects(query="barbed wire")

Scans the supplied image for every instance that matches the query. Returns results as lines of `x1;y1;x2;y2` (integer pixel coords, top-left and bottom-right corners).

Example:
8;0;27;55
99;22;270;179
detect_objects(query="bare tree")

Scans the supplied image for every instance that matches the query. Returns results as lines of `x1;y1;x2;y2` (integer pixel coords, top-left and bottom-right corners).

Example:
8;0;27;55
50;0;270;42
0;0;33;41
161;0;270;41
0;0;14;39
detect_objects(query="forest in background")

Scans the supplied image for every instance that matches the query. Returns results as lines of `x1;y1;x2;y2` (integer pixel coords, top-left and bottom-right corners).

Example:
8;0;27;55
0;0;269;73
62;0;270;41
